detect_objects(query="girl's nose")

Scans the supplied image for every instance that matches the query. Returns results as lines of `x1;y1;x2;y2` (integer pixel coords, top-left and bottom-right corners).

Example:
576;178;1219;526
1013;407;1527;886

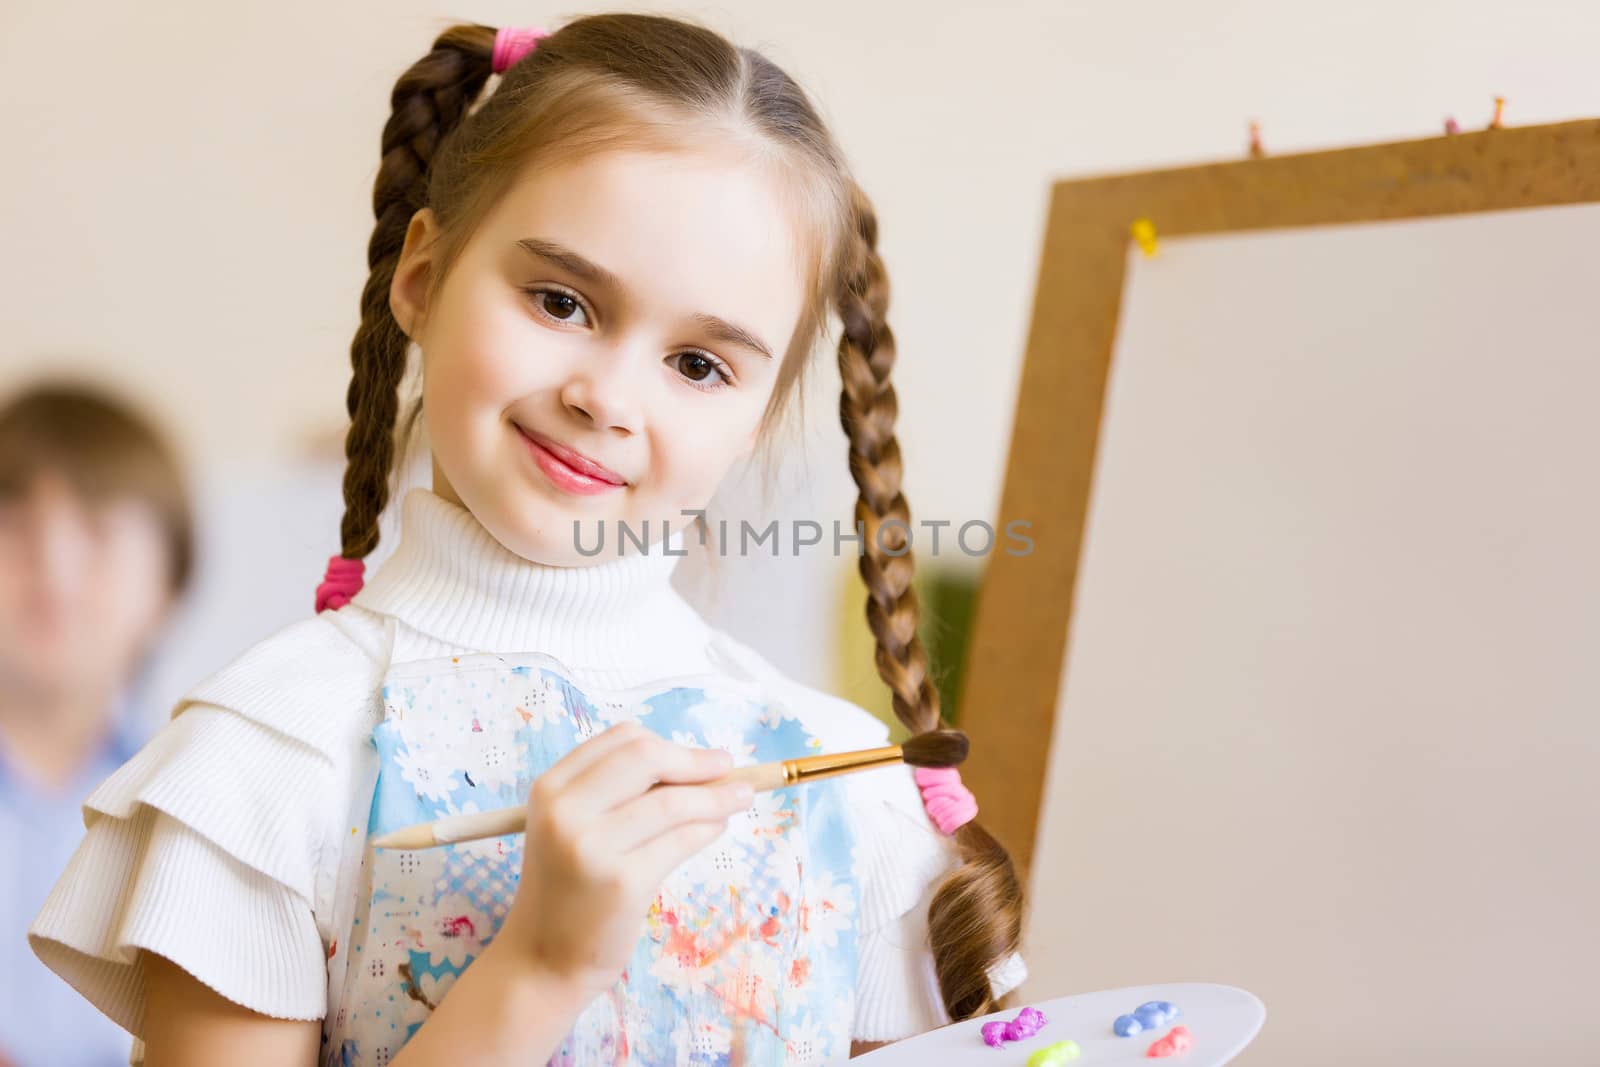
559;350;646;434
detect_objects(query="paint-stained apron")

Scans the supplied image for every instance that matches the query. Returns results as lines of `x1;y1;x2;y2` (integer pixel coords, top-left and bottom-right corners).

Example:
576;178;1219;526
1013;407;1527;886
319;651;859;1067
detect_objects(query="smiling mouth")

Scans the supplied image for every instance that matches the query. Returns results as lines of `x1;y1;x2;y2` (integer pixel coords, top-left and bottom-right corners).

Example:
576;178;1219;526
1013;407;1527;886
514;425;629;494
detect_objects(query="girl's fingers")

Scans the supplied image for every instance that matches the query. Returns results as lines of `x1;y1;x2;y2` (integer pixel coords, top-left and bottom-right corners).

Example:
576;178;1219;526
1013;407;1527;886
593;781;754;854
533;721;653;795
560;734;734;816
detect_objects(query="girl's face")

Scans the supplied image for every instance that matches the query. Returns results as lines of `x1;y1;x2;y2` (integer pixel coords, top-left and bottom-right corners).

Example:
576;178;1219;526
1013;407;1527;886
392;146;809;566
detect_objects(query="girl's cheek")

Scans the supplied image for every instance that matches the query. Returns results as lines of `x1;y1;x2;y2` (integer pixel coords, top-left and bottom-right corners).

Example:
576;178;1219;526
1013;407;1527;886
434;285;517;385
461;313;560;400
656;430;736;511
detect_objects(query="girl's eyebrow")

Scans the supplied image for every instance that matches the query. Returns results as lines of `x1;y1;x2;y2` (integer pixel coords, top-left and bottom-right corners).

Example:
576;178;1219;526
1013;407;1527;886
516;236;775;361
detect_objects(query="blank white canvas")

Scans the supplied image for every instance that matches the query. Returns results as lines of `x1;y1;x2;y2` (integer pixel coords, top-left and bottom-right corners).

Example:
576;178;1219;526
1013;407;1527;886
1020;203;1600;1066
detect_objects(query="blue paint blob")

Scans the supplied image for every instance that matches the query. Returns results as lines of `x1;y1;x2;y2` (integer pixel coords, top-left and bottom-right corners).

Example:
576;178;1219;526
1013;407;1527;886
1134;1001;1179;1029
1115;1001;1181;1037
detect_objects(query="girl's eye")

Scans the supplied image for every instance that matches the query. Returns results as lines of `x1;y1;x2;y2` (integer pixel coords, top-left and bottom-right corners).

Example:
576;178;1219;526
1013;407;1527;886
524;284;731;392
672;351;733;392
524;286;591;327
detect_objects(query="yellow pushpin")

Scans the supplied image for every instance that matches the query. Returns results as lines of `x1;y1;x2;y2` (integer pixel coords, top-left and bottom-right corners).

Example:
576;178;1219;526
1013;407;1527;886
1130;217;1159;258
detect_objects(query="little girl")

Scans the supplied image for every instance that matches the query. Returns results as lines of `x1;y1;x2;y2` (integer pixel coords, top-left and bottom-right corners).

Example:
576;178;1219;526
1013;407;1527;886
29;14;1026;1065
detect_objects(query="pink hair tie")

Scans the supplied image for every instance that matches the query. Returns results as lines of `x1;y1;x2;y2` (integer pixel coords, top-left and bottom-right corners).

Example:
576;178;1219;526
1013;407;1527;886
315;554;365;613
492;25;551;74
913;765;979;835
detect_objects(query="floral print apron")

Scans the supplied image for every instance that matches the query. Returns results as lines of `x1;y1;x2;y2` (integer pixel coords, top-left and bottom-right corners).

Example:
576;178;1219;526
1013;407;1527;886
319;652;860;1066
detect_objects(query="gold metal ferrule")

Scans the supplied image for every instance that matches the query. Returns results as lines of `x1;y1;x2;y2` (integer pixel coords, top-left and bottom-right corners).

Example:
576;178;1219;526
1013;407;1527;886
783;744;905;785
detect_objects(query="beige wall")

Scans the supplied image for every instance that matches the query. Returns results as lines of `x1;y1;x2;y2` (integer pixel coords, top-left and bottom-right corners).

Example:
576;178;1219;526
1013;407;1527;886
8;0;1600;524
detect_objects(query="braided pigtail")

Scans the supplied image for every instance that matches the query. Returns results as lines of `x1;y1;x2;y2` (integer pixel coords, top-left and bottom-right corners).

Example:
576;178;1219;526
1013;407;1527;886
318;25;498;610
834;182;1025;1020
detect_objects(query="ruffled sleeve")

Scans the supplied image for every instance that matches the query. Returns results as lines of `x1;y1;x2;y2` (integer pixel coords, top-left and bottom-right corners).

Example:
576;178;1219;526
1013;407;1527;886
27;608;389;1041
704;630;1028;1043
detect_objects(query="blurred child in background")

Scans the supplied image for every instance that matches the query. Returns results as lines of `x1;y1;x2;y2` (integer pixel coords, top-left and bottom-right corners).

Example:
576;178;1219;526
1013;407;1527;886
0;382;194;1067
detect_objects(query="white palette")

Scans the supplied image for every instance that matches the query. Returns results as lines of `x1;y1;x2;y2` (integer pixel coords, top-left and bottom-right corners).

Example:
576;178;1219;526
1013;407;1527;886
855;983;1264;1066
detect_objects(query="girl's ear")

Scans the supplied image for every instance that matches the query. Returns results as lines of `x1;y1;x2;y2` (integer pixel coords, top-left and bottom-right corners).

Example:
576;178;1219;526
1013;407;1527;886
390;208;440;340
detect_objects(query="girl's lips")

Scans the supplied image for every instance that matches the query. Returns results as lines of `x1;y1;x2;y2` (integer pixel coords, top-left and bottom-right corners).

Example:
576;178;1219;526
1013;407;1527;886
517;427;627;495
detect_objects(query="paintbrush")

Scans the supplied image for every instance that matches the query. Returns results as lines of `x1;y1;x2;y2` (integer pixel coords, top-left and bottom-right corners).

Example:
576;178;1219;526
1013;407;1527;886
370;731;967;850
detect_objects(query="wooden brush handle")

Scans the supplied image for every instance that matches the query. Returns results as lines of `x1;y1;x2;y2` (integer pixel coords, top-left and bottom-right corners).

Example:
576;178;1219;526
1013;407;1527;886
375;745;905;850
720;762;790;791
418;765;784;846
430;807;522;846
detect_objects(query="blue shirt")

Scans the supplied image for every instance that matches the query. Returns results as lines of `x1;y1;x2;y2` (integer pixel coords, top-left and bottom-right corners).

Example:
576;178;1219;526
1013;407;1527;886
0;706;145;1067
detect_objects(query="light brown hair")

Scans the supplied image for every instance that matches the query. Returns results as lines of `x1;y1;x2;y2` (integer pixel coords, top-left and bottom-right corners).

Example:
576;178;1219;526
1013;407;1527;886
338;13;1023;1019
0;380;195;594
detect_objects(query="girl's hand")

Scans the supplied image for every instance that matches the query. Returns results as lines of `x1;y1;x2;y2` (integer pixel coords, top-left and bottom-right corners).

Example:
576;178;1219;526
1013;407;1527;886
495;721;752;1000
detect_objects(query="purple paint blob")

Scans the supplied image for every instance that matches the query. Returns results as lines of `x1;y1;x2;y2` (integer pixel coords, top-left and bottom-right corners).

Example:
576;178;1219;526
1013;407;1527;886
980;1006;1050;1048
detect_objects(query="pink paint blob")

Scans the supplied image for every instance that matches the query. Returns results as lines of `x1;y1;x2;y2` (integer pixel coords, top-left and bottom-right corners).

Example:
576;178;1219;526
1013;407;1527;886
981;1021;1009;1047
1146;1025;1193;1058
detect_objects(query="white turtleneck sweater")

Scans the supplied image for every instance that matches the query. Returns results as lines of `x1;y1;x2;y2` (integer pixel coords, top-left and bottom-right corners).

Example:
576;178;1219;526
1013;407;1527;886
29;489;1025;1061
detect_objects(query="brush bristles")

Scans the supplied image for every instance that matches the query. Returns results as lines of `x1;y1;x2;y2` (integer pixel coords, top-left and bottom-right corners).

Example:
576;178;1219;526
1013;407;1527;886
901;730;969;768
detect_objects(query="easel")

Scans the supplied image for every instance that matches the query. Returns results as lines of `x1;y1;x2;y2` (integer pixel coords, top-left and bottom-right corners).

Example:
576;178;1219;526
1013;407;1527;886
958;118;1600;874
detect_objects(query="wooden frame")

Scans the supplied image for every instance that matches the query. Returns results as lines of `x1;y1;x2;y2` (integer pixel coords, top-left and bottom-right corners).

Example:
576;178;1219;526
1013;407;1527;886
957;118;1600;874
